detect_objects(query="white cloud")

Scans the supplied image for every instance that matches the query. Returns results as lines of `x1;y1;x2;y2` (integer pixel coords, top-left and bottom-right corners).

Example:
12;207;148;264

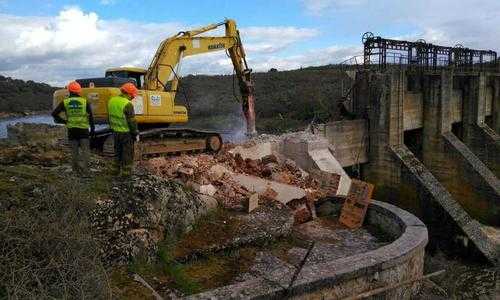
16;8;106;52
0;7;329;86
0;8;183;85
302;0;500;52
242;26;319;54
247;45;361;71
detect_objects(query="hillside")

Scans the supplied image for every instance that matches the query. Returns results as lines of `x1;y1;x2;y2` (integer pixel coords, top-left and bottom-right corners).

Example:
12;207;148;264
176;66;352;133
0;75;57;113
0;66;352;133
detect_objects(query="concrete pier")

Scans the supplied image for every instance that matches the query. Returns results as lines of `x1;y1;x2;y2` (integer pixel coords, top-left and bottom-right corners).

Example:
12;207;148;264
320;67;500;265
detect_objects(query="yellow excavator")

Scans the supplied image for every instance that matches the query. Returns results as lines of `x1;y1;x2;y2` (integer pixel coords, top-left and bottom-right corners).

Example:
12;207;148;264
53;19;256;157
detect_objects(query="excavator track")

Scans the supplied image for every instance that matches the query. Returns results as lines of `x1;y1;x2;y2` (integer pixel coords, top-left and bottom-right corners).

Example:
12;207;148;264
92;127;223;159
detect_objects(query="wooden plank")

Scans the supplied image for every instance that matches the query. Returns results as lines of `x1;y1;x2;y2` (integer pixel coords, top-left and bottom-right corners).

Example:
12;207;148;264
339;179;374;229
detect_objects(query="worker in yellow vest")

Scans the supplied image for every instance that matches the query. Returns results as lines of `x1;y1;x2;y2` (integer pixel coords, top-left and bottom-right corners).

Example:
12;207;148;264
108;82;139;176
52;81;95;176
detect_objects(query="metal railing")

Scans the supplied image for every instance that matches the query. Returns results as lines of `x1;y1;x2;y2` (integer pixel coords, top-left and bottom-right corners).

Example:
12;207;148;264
362;33;499;72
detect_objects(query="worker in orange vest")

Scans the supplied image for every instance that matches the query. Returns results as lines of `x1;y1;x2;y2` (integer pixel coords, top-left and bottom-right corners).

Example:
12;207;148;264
52;81;95;176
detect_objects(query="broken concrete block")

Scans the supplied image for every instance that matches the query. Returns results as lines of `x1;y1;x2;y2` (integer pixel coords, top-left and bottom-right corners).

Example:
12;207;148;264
308;149;352;196
208;164;233;181
231;173;306;204
248;193;259;213
248;252;295;286
229;142;273;161
199;194;218;210
262;187;278;201
178;167;194;176
199;184;217;196
271;171;293;184
188;182;217;196
194;184;217;196
177;167;195;182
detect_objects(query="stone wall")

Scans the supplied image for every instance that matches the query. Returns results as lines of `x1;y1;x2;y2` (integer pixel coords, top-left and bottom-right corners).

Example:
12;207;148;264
186;201;428;300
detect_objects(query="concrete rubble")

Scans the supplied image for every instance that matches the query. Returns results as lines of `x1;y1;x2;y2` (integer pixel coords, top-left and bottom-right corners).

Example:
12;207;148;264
142;131;370;226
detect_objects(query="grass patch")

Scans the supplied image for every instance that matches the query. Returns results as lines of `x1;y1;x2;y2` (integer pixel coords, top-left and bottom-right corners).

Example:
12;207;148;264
183;248;256;291
173;208;242;259
158;244;201;295
0;163;111;299
121;241;202;296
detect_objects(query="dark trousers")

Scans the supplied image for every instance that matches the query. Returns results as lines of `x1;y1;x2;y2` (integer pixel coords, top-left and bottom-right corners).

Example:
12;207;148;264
70;138;90;175
113;132;134;175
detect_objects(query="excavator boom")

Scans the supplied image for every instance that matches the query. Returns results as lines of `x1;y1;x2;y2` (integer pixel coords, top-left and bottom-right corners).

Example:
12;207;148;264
144;19;256;135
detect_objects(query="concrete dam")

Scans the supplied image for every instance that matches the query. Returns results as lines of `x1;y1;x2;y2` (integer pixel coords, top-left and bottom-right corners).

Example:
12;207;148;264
314;35;500;266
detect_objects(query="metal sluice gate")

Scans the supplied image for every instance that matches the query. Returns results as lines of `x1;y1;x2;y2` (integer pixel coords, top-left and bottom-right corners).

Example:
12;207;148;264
362;32;498;71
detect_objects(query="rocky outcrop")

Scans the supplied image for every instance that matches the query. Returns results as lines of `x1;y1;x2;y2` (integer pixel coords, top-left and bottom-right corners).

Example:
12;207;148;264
0;124;68;166
6;123;65;145
90;172;211;265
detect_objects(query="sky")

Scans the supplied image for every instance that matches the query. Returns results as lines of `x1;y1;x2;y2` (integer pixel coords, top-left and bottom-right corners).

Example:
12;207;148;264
0;0;499;86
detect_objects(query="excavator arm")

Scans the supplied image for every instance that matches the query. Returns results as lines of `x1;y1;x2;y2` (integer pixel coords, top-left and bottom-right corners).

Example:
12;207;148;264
144;19;256;135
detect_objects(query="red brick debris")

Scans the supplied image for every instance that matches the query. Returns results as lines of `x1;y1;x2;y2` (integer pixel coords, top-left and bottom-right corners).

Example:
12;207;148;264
141;145;339;224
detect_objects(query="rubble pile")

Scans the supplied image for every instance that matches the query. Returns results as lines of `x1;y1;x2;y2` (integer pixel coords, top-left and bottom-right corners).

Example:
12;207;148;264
142;142;342;225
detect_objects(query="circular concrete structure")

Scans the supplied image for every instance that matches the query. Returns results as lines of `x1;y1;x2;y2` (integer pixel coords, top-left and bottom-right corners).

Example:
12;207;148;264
186;200;428;299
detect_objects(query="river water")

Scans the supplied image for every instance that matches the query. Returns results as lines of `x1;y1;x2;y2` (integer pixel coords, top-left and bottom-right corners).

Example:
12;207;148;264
0;114;245;142
0;114;57;139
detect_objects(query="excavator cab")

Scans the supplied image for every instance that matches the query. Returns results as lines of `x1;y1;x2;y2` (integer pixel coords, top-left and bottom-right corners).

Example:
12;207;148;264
105;67;147;89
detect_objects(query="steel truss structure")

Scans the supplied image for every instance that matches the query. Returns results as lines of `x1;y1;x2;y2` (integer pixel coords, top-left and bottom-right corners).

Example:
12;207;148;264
362;32;497;71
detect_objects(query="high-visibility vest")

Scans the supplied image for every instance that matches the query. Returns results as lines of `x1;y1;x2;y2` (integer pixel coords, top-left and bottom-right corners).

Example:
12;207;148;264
63;97;90;129
108;95;130;133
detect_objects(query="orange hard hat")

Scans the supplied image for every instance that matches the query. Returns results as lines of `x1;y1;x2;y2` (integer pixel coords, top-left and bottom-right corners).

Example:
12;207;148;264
67;81;82;94
120;82;138;98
